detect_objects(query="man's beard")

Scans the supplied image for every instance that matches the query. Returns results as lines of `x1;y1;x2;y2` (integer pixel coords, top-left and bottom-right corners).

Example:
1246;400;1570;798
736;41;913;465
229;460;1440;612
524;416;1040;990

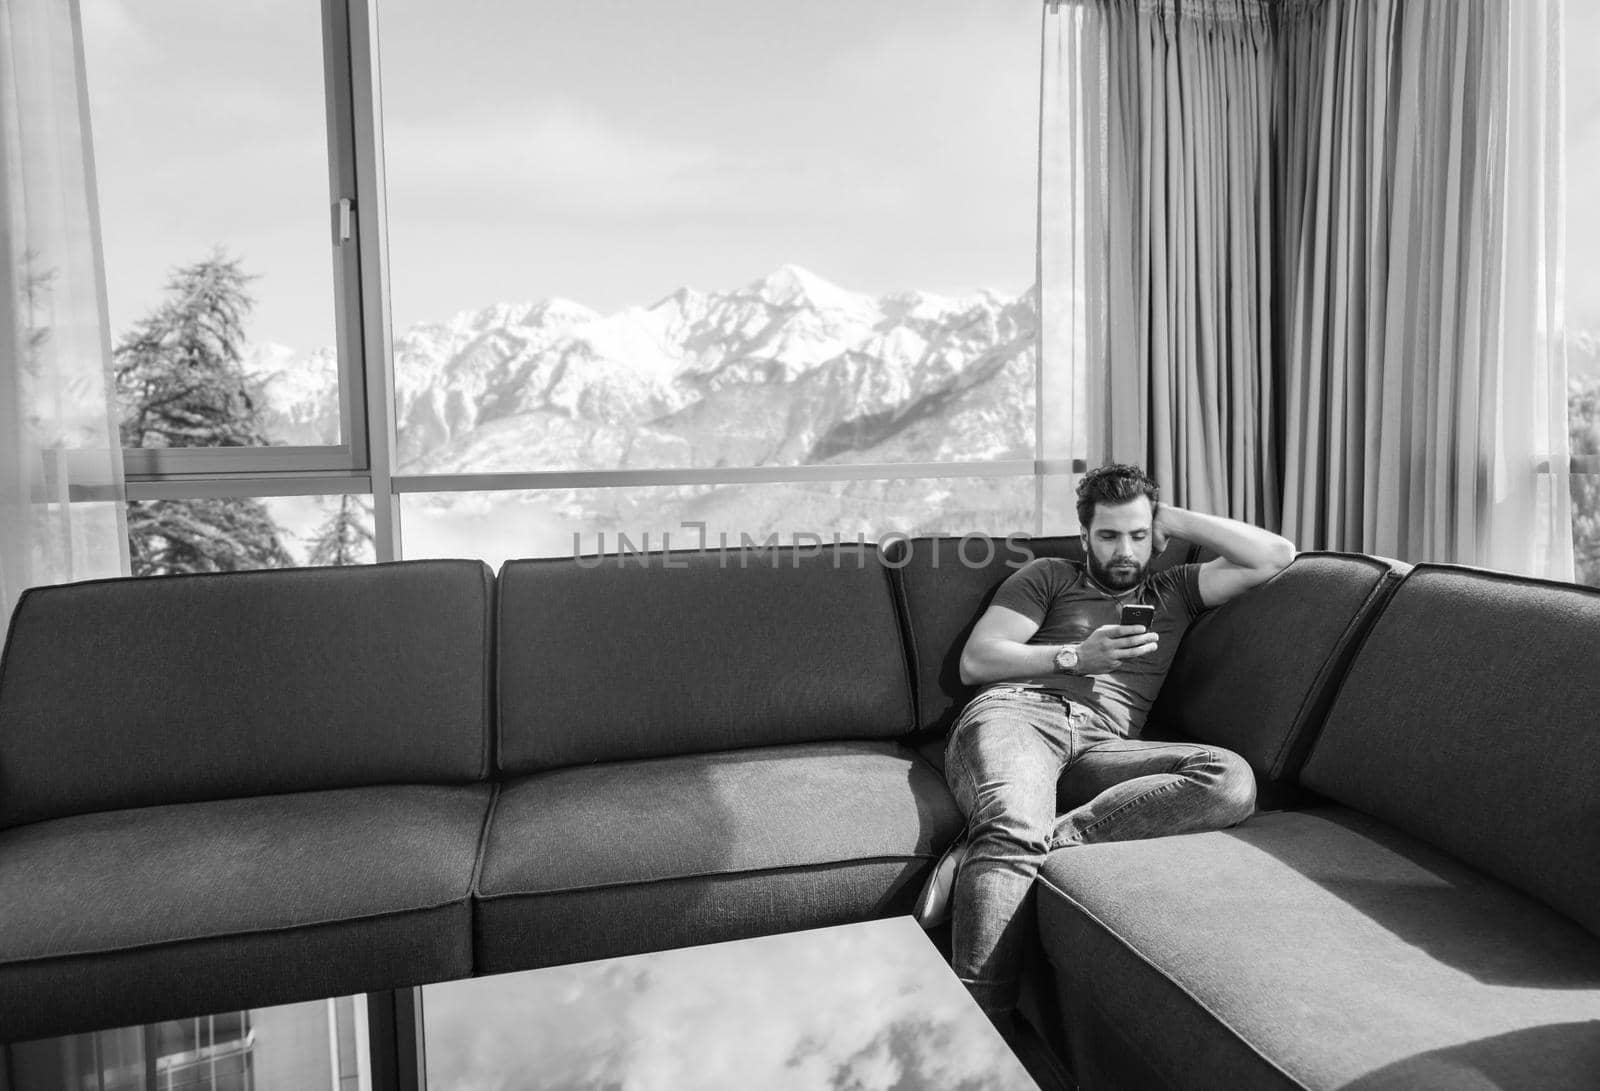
1087;551;1147;590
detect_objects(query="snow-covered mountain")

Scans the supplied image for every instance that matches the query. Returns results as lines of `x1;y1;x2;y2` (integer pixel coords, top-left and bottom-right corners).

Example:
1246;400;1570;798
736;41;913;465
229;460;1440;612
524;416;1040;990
244;343;341;447
247;265;1037;472
246;266;1040;561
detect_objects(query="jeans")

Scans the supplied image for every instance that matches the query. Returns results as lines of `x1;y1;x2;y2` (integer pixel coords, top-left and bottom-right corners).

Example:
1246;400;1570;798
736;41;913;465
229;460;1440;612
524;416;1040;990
944;683;1257;1015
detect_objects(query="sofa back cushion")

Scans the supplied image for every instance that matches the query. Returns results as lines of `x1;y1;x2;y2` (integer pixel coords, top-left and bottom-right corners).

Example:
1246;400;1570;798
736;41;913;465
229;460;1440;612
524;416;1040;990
496;545;914;774
891;535;1082;736
890;535;1204;737
0;561;495;829
1146;553;1407;781
1300;564;1600;937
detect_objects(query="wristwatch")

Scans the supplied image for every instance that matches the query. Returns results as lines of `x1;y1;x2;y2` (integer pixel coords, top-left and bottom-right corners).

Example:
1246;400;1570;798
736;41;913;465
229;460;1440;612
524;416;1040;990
1053;644;1082;675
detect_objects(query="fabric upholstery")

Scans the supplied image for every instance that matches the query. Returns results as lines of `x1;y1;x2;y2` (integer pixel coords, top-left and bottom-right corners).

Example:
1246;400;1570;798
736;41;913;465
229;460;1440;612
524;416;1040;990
1145;552;1406;780
474;740;961;970
1035;807;1600;1091
889;535;1199;737
0;784;490;1041
0;561;494;828
1300;564;1600;938
496;546;914;773
476;861;929;975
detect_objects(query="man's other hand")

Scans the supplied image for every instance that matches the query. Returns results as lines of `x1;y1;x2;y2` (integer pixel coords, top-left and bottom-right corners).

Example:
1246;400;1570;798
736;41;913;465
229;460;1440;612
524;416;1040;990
1076;624;1158;675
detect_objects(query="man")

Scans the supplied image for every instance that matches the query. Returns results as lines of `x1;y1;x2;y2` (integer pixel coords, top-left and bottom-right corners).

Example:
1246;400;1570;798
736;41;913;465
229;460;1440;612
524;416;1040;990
917;463;1296;1023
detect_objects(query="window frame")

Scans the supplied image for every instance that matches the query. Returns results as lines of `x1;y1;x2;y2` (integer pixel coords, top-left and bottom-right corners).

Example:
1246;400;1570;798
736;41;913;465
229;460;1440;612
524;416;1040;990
117;0;1070;561
113;0;374;485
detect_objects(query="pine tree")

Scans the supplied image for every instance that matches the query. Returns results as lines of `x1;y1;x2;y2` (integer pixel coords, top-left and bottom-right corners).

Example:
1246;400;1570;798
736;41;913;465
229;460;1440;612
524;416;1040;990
115;250;268;448
127;499;294;575
306;494;376;567
115;251;294;575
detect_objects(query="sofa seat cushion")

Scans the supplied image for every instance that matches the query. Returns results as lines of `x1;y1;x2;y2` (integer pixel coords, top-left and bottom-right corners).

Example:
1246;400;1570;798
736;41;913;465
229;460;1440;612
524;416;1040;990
1034;807;1600;1091
0;784;492;1042
474;740;962;972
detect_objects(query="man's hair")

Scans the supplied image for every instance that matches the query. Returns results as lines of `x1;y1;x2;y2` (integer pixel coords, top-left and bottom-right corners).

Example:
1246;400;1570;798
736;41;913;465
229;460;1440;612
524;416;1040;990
1076;463;1160;528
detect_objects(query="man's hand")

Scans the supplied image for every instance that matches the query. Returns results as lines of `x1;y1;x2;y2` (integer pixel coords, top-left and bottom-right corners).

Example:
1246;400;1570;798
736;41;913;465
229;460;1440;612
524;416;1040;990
1074;623;1158;675
1151;503;1172;557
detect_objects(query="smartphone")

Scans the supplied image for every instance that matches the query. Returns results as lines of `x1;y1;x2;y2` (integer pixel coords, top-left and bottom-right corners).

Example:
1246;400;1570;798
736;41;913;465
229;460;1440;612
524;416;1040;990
1120;603;1156;630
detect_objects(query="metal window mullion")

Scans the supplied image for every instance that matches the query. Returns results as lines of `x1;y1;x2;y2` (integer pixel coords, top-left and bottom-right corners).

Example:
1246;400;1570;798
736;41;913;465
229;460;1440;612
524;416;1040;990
1034;0;1049;536
120;473;374;502
122;446;367;478
141;1025;158;1090
346;0;401;562
389;459;1088;495
364;989;425;1091
324;0;370;477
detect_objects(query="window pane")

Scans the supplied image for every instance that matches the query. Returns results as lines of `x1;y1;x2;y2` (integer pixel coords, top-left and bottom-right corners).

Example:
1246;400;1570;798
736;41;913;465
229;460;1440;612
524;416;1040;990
83;2;341;450
378;0;1039;475
1567;4;1600;583
8;999;366;1091
1573;472;1600;586
127;495;374;576
400;477;1045;569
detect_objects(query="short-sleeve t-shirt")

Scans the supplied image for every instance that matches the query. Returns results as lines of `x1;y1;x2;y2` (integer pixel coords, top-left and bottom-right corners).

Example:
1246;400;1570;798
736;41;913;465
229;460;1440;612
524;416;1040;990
985;559;1208;736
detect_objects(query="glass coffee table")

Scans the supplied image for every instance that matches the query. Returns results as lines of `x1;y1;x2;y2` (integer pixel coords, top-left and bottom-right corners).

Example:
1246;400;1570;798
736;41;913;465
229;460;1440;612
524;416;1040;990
421;916;1041;1089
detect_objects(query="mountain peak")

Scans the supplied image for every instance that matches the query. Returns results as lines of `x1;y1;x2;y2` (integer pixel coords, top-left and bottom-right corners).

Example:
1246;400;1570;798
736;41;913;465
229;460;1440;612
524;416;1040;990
750;264;862;312
528;297;601;325
442;297;600;336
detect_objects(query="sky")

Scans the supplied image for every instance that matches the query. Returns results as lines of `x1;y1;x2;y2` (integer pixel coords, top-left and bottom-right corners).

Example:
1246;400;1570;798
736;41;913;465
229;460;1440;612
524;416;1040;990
80;1;1600;350
80;0;1043;355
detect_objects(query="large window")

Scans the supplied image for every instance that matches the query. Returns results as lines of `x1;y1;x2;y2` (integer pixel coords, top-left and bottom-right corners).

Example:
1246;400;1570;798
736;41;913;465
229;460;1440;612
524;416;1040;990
79;0;1046;574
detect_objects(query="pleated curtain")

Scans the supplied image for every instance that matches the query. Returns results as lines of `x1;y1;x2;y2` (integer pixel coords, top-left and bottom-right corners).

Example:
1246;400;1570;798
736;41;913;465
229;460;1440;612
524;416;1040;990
1277;0;1572;577
1041;0;1280;528
1043;0;1574;581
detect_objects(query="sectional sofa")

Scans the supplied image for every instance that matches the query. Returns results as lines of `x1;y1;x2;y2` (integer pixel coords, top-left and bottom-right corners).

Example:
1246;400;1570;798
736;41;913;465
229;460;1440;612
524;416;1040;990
1028;553;1600;1090
1;537;1596;1090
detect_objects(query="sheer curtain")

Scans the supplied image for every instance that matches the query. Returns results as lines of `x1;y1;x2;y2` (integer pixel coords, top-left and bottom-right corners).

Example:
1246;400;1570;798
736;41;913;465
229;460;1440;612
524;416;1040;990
0;0;127;621
1277;0;1573;578
1040;0;1280;528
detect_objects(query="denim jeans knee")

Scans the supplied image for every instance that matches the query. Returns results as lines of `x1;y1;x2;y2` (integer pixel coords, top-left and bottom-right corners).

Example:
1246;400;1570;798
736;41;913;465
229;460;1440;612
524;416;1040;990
1206;746;1258;826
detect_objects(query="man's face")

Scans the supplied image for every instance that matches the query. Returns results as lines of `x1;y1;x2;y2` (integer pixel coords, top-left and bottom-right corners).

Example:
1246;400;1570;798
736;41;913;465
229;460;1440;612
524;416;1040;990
1081;496;1154;590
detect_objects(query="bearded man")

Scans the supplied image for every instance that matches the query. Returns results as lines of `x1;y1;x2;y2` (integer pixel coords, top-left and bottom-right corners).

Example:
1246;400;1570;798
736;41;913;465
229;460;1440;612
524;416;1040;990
917;462;1297;1026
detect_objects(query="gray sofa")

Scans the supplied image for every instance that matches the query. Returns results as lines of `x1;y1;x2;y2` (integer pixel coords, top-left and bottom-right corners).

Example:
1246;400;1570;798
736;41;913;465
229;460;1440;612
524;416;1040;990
0;545;961;1043
2;539;1596;1091
1028;556;1600;1090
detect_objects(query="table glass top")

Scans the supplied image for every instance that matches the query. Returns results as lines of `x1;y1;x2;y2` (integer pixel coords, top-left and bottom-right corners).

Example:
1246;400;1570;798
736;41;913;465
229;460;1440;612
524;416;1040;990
421;916;1039;1090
